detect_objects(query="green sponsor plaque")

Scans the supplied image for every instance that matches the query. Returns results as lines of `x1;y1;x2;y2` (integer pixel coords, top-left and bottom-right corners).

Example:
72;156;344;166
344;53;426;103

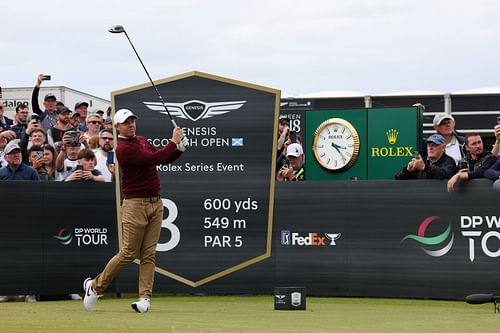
367;107;421;180
306;109;367;180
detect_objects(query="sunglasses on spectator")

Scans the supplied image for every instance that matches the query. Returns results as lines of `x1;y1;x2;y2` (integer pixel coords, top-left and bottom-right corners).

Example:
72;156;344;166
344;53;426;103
88;121;102;125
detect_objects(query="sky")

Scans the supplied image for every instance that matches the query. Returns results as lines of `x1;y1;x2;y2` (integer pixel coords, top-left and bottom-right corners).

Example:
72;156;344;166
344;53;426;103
2;0;500;100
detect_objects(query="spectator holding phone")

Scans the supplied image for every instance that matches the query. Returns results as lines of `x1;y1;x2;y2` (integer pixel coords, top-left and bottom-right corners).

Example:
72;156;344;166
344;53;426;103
484;123;500;181
395;134;457;180
447;133;497;192
277;143;305;181
491;123;500;156
27;145;45;173
93;129;114;182
47;107;76;147
64;148;104;182
19;123;47;163
31;74;57;132
56;131;82;180
277;115;290;158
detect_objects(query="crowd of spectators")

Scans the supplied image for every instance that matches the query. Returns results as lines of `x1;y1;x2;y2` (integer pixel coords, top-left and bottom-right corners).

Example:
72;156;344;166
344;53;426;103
0;74;114;182
273;110;500;188
394;112;500;192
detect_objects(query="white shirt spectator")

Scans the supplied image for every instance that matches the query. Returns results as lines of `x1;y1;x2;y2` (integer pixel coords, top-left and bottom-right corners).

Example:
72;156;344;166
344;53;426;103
93;148;112;182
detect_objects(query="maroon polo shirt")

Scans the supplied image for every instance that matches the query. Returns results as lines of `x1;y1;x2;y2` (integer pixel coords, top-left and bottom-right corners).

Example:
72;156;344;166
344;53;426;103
116;135;181;199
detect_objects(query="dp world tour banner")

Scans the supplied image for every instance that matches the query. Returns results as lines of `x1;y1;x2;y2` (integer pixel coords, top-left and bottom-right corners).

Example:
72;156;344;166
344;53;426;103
112;71;280;287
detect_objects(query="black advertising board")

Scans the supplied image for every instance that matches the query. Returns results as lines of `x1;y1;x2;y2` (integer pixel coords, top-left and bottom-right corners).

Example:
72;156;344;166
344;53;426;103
272;180;500;299
1;180;500;299
0;182;118;294
112;72;280;287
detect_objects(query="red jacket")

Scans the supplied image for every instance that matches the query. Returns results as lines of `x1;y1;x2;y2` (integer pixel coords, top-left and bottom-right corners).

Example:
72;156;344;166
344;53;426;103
116;135;182;198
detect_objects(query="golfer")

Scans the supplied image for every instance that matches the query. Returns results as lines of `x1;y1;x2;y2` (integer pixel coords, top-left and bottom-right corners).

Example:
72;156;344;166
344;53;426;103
83;108;186;313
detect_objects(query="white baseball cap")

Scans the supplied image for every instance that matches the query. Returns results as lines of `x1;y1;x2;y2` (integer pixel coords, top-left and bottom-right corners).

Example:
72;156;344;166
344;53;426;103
433;113;455;126
114;109;138;125
286;143;304;157
4;140;21;155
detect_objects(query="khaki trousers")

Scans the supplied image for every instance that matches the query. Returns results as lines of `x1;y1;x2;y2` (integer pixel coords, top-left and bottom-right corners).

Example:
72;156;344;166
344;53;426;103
94;197;163;299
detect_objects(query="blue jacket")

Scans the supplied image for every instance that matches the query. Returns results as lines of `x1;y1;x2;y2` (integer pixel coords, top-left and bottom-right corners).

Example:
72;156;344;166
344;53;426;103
0;163;40;180
484;158;500;180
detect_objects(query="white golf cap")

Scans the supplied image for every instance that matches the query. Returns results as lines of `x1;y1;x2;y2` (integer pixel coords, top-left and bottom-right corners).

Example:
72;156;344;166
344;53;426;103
114;109;138;125
286;143;304;157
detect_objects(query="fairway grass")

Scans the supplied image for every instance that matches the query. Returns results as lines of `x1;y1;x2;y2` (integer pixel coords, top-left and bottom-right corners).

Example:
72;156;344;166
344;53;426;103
0;295;496;333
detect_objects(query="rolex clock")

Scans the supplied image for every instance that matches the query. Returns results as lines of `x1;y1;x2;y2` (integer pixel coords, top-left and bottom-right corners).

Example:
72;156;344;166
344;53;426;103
312;118;360;172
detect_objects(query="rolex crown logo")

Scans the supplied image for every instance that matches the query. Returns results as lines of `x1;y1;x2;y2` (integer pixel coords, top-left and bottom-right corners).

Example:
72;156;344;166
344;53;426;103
386;129;398;144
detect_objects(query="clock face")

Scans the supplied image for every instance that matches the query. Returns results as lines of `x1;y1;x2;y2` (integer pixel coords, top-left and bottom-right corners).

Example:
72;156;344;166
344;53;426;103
312;118;360;172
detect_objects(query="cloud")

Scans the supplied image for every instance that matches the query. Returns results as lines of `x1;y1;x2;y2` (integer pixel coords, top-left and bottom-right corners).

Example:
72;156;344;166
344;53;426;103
1;0;500;98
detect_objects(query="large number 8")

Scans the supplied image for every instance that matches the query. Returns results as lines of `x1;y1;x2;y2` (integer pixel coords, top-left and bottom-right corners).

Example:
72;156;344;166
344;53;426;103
156;198;180;252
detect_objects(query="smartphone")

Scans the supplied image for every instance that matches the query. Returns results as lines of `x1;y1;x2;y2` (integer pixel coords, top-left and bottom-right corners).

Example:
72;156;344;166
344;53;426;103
35;151;43;160
75;165;83;171
66;130;80;147
412;151;422;160
497;116;500;125
458;160;469;170
107;151;114;164
31;114;40;122
289;131;297;143
42;75;51;81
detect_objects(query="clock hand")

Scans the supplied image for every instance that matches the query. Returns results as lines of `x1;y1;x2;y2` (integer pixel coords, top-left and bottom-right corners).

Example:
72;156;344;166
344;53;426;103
331;141;347;150
331;144;347;161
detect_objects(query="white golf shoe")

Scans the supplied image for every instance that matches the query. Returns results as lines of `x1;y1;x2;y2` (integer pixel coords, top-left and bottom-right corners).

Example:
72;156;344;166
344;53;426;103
83;278;100;312
131;298;150;313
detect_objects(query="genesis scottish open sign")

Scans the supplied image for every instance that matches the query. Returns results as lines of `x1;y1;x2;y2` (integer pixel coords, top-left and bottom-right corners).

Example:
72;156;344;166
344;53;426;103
112;71;280;287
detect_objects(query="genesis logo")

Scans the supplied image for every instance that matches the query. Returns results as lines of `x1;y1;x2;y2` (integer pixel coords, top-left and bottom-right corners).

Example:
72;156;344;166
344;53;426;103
401;216;454;257
53;228;73;245
144;100;247;122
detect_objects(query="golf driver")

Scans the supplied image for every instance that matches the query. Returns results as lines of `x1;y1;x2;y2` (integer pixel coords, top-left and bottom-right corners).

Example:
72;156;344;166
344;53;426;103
108;25;179;128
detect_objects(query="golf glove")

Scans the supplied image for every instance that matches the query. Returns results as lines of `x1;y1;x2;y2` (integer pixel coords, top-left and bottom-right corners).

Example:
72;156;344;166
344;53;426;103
177;136;189;152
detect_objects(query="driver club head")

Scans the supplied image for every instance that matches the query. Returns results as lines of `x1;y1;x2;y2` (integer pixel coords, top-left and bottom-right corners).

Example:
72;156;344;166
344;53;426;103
108;25;126;34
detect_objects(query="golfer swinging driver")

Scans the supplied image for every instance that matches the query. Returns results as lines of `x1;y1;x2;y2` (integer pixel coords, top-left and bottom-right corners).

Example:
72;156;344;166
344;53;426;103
83;109;188;312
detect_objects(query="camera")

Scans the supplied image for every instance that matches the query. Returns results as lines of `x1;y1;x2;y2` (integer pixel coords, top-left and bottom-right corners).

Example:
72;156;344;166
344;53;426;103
31;114;40;122
42;75;51;81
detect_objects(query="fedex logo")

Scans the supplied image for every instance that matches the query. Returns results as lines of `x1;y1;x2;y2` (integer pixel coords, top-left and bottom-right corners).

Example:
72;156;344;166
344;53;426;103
281;230;341;246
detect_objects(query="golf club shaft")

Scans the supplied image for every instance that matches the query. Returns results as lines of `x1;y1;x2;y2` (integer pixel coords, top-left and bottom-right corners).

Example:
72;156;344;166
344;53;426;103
123;32;178;128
